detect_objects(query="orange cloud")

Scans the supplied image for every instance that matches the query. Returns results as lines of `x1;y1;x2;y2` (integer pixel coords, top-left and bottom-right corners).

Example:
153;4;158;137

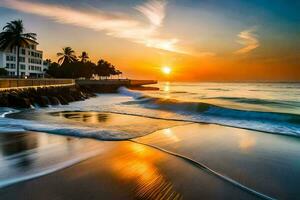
0;0;186;54
235;28;260;54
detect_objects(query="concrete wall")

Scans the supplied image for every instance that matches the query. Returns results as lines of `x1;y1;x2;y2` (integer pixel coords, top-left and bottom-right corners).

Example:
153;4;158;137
129;80;157;86
0;79;74;89
76;79;130;86
76;79;157;86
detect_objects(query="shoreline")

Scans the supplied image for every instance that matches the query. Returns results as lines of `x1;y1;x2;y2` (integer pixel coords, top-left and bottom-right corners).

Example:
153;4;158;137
0;131;257;200
1;120;300;199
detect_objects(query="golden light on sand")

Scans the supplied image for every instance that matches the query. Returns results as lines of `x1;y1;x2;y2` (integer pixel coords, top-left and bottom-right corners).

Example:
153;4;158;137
162;66;172;75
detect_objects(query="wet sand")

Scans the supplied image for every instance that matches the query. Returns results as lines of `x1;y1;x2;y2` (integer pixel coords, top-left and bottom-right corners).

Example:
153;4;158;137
0;131;257;200
1;121;300;199
134;123;300;199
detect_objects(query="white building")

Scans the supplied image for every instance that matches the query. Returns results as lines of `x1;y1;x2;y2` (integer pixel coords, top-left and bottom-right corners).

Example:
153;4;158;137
0;42;47;77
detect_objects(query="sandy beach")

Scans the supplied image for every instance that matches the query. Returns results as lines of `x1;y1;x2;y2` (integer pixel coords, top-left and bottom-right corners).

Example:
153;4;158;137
0;131;258;200
1;121;300;199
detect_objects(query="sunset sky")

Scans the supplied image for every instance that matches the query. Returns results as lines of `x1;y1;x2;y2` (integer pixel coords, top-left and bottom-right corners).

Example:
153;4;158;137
0;0;299;81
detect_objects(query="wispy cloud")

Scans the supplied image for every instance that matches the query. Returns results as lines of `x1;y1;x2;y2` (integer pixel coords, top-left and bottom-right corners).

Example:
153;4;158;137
0;0;189;54
135;0;167;27
235;28;260;54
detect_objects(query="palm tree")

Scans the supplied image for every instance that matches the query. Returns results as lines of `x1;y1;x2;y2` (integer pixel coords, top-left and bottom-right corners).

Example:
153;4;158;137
79;51;89;63
0;20;37;78
116;70;122;79
57;47;77;65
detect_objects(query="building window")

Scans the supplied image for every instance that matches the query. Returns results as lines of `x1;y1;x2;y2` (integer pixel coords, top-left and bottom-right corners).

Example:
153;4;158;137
10;63;15;69
6;56;16;61
21;49;26;55
19;57;25;62
6;63;9;68
20;64;26;70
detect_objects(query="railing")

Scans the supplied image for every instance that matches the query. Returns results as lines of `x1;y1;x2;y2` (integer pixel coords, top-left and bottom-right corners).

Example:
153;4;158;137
0;79;75;89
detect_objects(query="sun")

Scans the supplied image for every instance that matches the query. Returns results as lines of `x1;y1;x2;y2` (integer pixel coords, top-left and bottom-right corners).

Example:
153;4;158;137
162;66;172;75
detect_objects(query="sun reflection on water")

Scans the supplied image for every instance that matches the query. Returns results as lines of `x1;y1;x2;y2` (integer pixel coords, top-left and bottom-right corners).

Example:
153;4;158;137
111;143;182;199
163;82;171;99
238;134;256;151
163;128;180;142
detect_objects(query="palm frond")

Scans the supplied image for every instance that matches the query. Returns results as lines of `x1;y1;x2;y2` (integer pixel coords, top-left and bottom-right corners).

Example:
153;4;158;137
58;57;64;65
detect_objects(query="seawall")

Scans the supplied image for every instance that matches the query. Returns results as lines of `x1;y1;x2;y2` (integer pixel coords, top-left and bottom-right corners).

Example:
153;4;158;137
0;79;157;108
0;85;95;108
0;79;74;90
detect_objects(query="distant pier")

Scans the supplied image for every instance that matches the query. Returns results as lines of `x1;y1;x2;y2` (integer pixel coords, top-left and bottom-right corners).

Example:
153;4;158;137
75;79;158;92
76;79;157;86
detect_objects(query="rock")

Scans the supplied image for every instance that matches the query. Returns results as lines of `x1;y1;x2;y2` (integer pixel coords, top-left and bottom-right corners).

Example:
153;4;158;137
7;93;31;108
49;97;60;105
0;85;96;108
35;96;49;107
57;95;69;105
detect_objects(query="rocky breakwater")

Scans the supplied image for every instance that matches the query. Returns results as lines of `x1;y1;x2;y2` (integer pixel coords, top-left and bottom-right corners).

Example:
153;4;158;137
0;85;96;108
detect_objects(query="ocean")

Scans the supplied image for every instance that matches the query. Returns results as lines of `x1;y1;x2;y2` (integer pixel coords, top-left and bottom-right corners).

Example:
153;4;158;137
0;82;300;138
1;82;300;198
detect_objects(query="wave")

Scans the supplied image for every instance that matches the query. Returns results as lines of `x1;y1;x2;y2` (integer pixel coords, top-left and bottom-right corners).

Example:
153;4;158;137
170;91;189;94
0;116;137;140
119;87;300;136
1;87;299;138
0;149;102;188
1;109;184;141
206;88;231;91
202;96;299;107
131;140;274;200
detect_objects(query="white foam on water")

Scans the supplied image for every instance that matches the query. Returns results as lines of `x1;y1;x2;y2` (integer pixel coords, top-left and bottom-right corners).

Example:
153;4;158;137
0;148;103;188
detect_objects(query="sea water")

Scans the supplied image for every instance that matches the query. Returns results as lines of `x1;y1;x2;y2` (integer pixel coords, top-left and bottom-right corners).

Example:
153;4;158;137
1;82;300;139
0;82;300;198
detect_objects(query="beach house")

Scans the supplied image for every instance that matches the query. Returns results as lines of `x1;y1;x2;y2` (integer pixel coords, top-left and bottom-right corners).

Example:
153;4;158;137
0;41;46;77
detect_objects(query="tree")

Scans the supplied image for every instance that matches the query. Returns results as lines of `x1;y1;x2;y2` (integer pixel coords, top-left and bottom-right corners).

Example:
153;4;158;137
57;47;77;65
115;70;122;79
46;55;122;79
79;51;89;63
45;59;52;64
0;68;8;76
46;62;61;78
95;59;112;79
0;20;37;77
